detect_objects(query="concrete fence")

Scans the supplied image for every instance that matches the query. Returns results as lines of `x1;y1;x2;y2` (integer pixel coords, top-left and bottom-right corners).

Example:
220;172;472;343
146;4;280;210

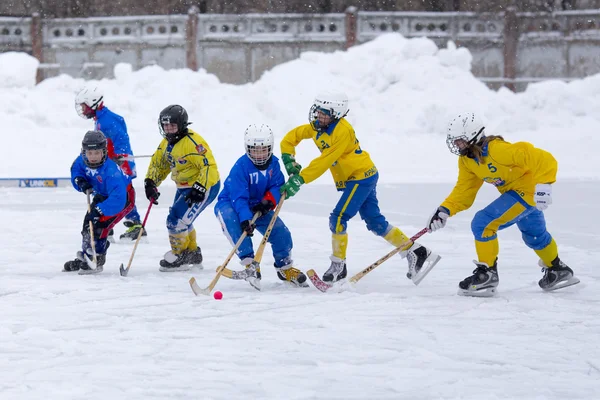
1;8;599;91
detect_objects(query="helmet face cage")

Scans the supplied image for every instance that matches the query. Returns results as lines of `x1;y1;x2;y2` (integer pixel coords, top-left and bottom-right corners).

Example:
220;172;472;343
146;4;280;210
244;124;274;167
246;143;273;166
75;88;103;119
445;113;485;156
308;94;349;130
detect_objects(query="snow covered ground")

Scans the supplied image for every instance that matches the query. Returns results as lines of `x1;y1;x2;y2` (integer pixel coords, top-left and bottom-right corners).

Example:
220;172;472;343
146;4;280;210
1;31;600;399
1;182;599;399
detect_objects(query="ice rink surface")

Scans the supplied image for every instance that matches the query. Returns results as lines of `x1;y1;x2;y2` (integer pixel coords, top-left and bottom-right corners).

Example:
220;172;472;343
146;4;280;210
1;181;598;399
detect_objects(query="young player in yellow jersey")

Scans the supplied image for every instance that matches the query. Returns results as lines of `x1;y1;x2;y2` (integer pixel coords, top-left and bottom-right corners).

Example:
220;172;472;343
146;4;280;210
145;105;220;272
280;92;439;284
427;112;579;297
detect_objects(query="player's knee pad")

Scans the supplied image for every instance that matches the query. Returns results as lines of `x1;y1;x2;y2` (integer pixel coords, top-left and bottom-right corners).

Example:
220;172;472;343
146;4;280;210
167;216;189;234
365;217;389;236
522;230;552;250
329;213;348;234
471;210;494;241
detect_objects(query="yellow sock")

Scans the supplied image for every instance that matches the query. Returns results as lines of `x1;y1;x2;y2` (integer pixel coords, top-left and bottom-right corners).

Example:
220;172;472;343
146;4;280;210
535;238;558;267
383;226;412;250
475;238;499;267
187;229;198;251
169;232;190;255
332;233;348;259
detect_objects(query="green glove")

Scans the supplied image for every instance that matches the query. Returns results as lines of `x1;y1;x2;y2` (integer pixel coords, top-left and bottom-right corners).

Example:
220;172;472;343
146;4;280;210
281;153;302;177
280;175;305;198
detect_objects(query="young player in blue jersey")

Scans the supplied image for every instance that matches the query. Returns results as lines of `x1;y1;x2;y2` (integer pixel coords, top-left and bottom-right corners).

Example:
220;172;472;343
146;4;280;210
214;124;308;290
64;130;136;274
280;92;439;285
75;86;145;241
426;112;579;297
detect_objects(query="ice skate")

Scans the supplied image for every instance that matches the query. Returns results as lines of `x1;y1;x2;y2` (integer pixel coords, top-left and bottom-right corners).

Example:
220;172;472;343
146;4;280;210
77;251;105;275
185;248;203;269
159;251;191;272
403;242;441;285
322;256;347;283
276;264;309;288
538;257;580;291
241;258;261;291
458;260;499;297
119;220;147;241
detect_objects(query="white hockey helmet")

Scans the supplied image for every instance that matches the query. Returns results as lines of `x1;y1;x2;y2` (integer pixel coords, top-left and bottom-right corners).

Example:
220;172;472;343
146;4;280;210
309;92;349;129
244;124;274;168
75;86;104;119
446;112;486;156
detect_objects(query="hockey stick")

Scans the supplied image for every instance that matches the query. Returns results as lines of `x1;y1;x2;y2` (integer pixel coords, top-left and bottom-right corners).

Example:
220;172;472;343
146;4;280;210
220;196;286;280
189;212;261;296
118;155;153;161
81;192;98;271
119;201;153;277
307;228;433;292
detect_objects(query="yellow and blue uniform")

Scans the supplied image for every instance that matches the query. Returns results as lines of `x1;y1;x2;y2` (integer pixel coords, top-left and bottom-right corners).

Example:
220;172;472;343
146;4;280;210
281;119;412;259
441;139;559;266
146;129;220;254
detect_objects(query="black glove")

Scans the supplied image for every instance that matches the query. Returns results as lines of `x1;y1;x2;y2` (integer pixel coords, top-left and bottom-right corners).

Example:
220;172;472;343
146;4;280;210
74;177;93;194
185;182;207;207
241;220;255;237
251;199;275;217
85;205;103;226
144;178;160;204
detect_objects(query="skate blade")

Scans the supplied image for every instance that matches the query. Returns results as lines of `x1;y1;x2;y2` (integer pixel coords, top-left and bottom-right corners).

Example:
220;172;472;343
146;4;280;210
411;253;441;286
159;264;192;272
457;286;497;298
245;277;261;291
78;266;104;275
542;276;581;292
189;263;204;270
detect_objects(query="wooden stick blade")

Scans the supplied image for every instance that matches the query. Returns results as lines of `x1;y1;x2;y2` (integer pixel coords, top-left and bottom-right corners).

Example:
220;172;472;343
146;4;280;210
307;269;334;293
189;277;212;296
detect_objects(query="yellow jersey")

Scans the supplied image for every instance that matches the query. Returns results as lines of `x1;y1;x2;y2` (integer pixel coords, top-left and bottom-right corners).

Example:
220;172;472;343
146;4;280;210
146;129;220;189
280;119;377;190
441;139;557;215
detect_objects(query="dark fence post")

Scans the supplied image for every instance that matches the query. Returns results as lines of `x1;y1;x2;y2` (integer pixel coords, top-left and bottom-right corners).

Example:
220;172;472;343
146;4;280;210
503;7;518;92
345;6;358;49
31;13;44;84
186;6;199;71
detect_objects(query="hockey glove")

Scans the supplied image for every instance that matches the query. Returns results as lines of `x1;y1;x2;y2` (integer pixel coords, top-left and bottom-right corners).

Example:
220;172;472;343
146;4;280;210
85;205;103;226
74;177;93;194
241;220;255;237
251;199;275;217
280;175;304;199
534;183;552;211
282;153;302;176
144;179;160;204
427;206;450;233
185;182;207;207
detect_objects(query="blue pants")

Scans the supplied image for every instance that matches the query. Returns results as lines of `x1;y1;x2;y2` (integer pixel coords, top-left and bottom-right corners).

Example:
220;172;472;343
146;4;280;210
214;201;293;268
167;182;220;234
329;173;390;236
125;205;140;222
471;190;552;250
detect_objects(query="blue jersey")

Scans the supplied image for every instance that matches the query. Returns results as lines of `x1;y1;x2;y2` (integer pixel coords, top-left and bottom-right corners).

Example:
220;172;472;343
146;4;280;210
217;155;284;223
70;156;131;217
94;106;136;178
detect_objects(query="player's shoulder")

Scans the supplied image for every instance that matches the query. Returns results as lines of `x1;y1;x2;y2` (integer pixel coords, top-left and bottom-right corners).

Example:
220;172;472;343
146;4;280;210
332;118;355;137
